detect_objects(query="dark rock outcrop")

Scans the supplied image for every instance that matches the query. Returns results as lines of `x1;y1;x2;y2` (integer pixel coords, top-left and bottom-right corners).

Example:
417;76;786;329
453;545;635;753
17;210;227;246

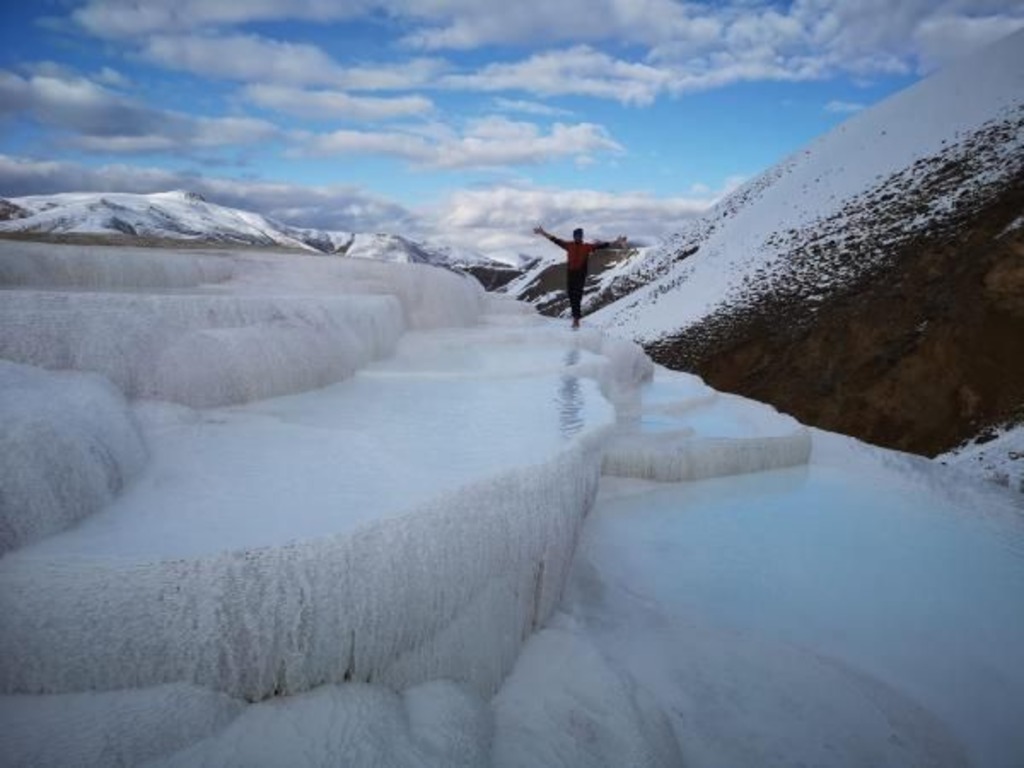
0;199;28;222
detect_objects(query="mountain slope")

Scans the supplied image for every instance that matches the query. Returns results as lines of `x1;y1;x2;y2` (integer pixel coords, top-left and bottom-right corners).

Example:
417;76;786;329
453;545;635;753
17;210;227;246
0;190;504;271
0;190;343;252
578;29;1024;459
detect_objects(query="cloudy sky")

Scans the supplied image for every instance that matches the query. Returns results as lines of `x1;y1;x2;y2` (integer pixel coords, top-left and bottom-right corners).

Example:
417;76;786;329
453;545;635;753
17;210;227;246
1;1;1022;258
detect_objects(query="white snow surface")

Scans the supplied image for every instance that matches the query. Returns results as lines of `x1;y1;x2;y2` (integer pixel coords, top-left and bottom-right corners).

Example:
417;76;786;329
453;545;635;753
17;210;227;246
938;424;1024;494
3;241;1024;762
0;362;147;554
588;29;1024;342
421;240;535;270
0;240;483;407
344;233;439;264
1;241;624;704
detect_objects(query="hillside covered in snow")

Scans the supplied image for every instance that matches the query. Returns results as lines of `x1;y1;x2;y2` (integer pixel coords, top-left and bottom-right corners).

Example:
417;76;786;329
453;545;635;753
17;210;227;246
585;29;1023;341
507;28;1024;476
0;189;505;270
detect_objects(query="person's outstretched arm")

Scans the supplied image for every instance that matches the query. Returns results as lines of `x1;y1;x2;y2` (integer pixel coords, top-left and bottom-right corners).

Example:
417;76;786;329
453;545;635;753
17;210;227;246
534;225;569;249
591;235;629;250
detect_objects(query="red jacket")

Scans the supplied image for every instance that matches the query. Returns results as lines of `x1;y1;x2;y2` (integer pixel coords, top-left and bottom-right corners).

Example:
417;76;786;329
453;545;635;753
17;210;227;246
546;235;610;271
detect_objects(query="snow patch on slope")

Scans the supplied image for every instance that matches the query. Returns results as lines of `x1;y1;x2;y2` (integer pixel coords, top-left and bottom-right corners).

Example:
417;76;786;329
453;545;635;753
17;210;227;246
590;28;1024;343
938;423;1024;494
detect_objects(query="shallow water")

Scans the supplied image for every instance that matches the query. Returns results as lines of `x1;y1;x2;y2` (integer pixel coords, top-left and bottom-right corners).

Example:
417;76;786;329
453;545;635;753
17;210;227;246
583;461;1024;767
13;330;616;559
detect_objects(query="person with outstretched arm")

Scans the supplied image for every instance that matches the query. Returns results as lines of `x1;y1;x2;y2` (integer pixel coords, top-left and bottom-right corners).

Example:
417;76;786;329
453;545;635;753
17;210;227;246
534;225;627;328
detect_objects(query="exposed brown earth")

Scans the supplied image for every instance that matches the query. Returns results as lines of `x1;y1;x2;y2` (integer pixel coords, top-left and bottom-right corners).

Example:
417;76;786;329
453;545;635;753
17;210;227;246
0;200;28;221
646;176;1024;457
459;263;526;291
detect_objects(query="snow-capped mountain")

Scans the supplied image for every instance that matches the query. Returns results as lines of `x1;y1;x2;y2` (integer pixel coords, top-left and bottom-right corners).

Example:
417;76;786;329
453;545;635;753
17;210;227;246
0;190;502;270
0;190;349;252
512;29;1024;465
420;241;537;271
342;232;435;264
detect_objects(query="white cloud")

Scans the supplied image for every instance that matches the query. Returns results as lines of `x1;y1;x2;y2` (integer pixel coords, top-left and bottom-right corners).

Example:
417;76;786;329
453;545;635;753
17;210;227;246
652;2;1024;90
72;136;181;153
72;0;373;38
913;13;1024;70
787;1;1024;75
299;130;432;162
0;69;281;154
141;32;675;106
299;117;623;170
0;154;197;198
492;99;573;118
192;116;282;147
94;66;131;88
71;0;686;47
0;72;32;113
68;116;281;153
243;84;434;121
393;0;1024;79
67;1;1024;108
143;33;347;86
422;182;722;257
426;5;1023;102
338;59;452;91
441;185;716;230
140;32;450;91
649;5;887;90
70;114;279;152
0;71;168;137
397;0;692;50
12;62;130;93
662;53;831;95
824;99;866;114
443;47;671;106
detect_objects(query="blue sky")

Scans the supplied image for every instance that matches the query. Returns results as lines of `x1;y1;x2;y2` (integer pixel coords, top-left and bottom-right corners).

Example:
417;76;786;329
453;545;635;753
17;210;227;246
1;1;1022;258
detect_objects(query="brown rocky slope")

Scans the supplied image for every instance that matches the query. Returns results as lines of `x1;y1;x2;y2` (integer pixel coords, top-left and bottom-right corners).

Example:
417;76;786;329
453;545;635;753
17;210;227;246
522;94;1024;462
646;175;1024;458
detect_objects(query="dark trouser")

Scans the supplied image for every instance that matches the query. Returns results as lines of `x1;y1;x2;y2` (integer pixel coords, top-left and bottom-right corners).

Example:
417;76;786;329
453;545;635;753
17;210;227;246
566;267;587;320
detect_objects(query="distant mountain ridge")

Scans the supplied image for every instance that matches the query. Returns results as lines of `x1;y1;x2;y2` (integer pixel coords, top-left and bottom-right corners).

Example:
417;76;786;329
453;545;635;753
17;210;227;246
0;190;502;269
